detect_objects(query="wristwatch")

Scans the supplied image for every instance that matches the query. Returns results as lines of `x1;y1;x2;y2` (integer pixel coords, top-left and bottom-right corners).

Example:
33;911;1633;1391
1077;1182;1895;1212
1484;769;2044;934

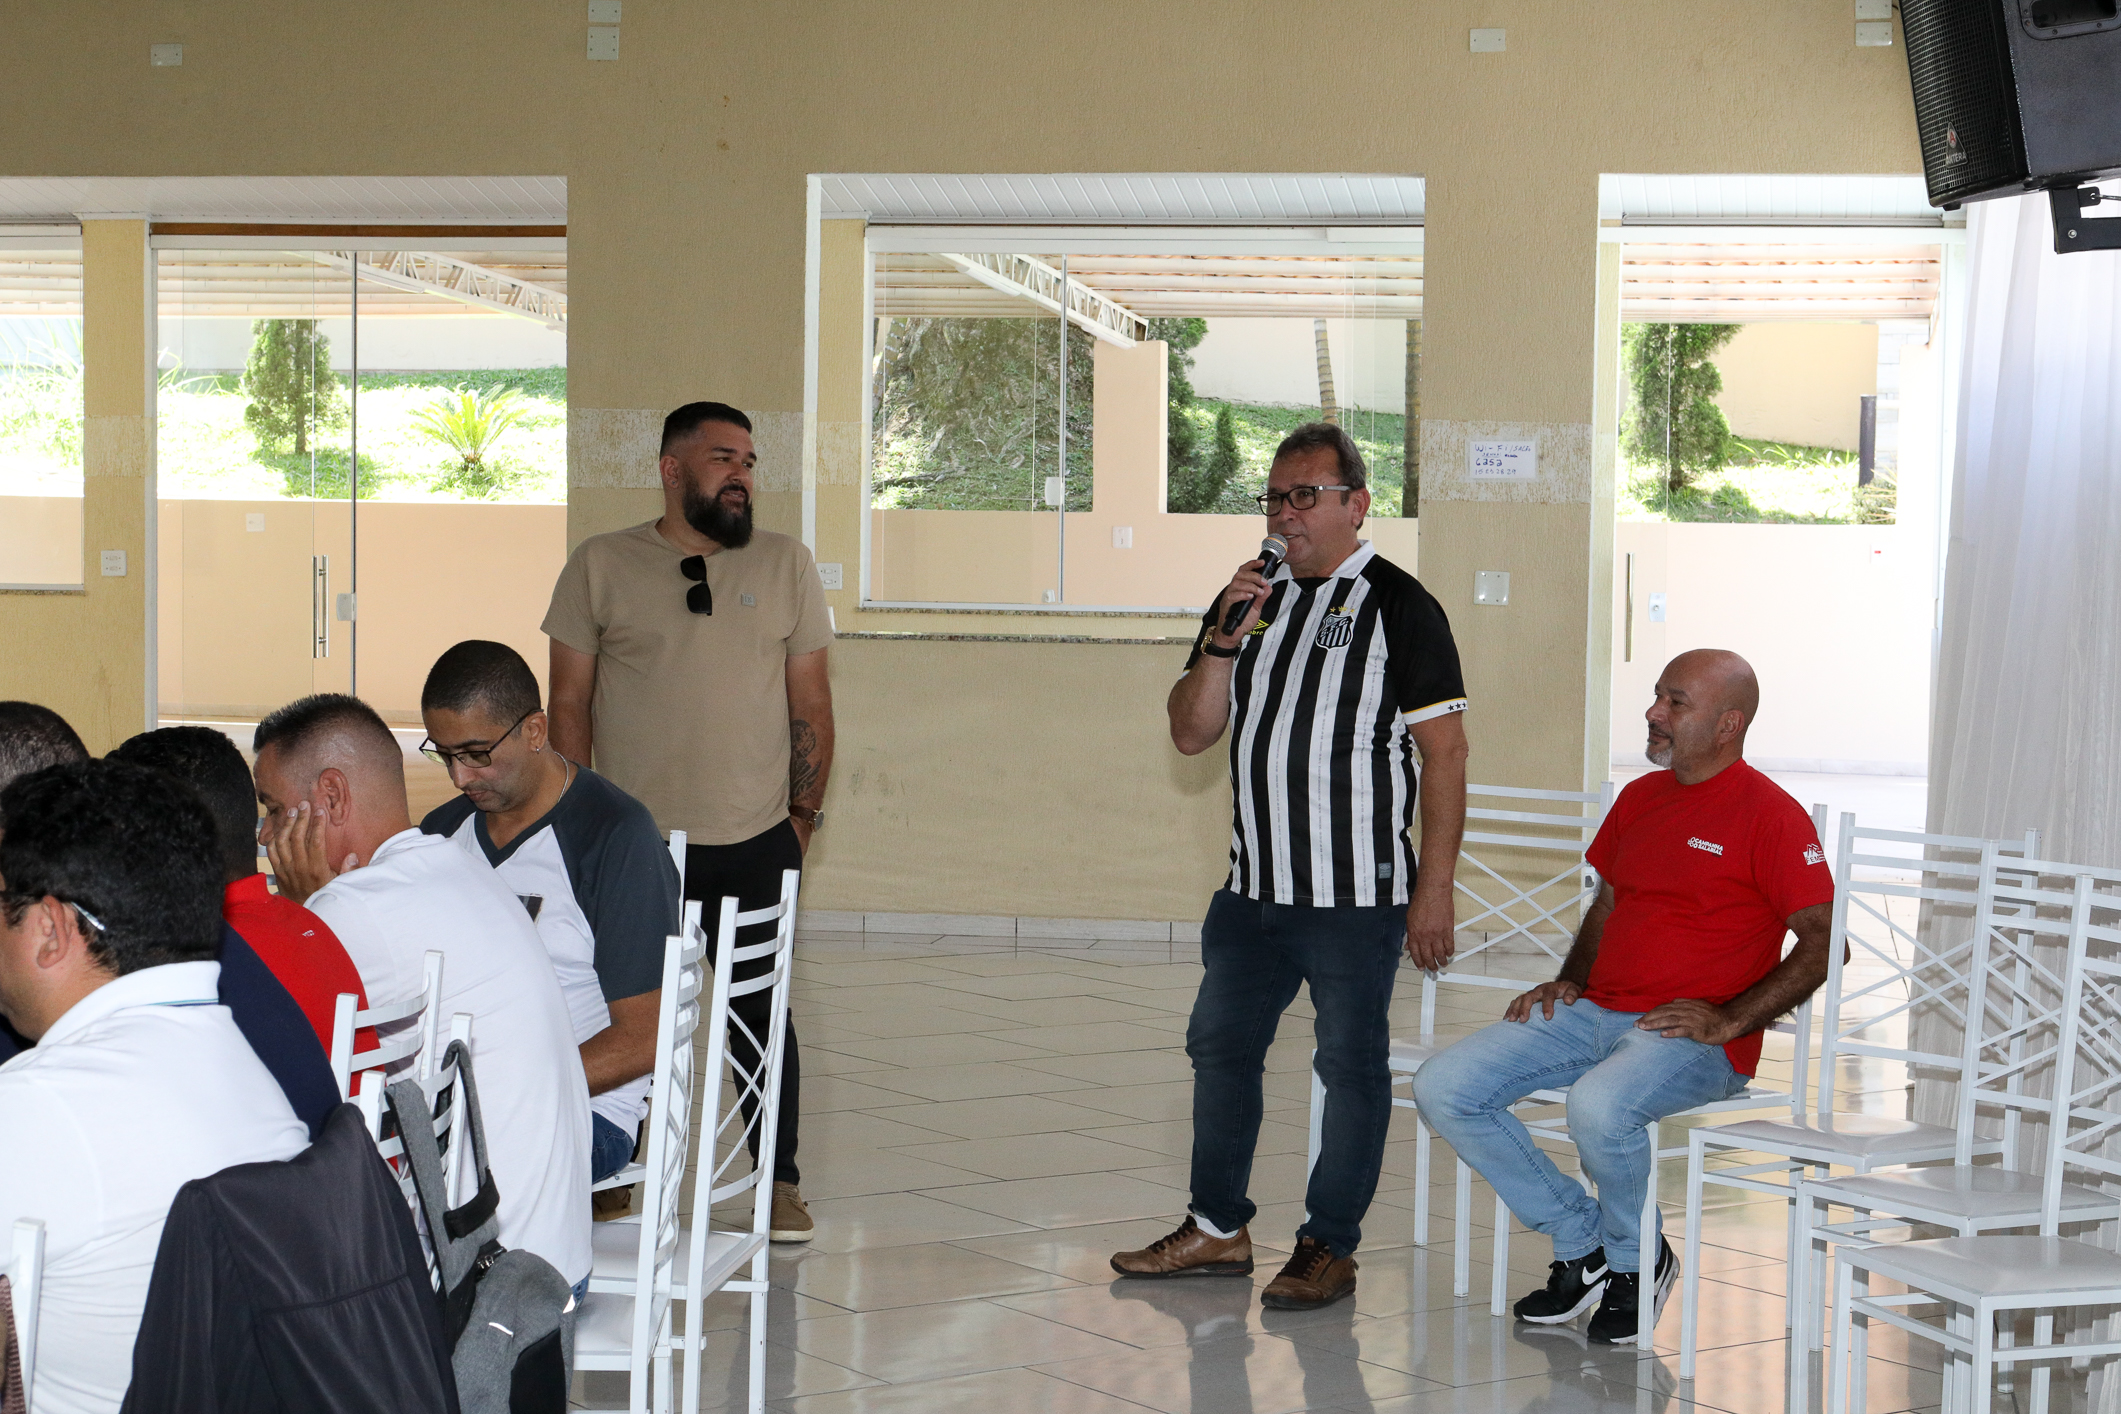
790;805;824;830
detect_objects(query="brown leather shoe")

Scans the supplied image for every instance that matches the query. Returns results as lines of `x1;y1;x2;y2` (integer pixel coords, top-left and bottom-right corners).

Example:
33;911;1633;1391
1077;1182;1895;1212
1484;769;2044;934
1111;1216;1254;1278
1260;1237;1357;1309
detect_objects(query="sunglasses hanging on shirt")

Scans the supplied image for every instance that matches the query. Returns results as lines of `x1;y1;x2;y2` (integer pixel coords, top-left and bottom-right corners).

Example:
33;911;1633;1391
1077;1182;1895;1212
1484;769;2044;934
680;555;712;615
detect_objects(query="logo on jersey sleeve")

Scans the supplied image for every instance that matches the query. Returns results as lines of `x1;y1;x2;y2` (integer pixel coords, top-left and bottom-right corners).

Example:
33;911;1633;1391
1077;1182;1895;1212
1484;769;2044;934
1315;608;1354;649
1687;837;1725;856
1803;844;1825;866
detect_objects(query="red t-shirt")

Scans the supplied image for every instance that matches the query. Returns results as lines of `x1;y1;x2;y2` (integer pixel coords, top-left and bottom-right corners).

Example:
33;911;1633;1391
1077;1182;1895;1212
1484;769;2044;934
222;873;373;1057
1582;760;1834;1076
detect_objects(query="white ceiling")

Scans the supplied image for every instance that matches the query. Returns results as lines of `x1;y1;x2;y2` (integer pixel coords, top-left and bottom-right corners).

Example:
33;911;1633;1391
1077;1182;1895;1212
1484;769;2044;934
0;176;566;224
1601;174;1952;226
820;174;1426;226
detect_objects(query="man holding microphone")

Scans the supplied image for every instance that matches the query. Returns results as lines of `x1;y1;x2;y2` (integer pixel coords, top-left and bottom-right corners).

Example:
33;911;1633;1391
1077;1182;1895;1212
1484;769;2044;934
1111;423;1469;1310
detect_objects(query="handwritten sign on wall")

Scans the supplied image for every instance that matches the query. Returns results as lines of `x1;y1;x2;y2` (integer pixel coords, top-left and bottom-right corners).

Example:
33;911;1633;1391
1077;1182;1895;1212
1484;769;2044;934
1468;439;1538;482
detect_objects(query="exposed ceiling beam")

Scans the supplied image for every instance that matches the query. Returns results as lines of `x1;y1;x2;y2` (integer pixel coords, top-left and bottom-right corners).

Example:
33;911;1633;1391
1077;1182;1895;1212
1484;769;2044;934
936;252;1144;347
306;250;566;329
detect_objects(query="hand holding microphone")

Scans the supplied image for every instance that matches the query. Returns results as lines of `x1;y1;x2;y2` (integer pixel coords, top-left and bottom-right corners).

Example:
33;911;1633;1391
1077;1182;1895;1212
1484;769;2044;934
1214;533;1289;644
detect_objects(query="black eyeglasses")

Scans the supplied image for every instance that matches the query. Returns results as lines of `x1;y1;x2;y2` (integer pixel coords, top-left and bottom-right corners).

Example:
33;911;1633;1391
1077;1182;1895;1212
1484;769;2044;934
1254;485;1355;514
680;555;712;615
420;708;535;769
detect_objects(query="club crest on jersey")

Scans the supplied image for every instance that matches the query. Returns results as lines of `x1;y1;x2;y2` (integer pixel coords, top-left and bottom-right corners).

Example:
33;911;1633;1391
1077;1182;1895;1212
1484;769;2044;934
1314;609;1355;649
1687;837;1724;856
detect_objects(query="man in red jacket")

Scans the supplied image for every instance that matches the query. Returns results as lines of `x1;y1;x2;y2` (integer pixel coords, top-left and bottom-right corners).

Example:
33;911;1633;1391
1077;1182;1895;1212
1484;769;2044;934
1414;650;1835;1345
109;727;370;1056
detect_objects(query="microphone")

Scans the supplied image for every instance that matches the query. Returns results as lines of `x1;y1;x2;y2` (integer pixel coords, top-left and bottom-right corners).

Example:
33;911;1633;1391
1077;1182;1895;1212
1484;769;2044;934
1219;534;1289;636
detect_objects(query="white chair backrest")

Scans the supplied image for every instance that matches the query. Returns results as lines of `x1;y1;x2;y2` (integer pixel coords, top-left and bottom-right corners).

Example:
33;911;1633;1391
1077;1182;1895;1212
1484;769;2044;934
619;915;709;1387
6;1217;44;1409
1421;782;1612;1038
1813;815;2041;1119
2049;870;2121;1232
667;830;688;929
330;949;445;1101
692;870;801;1244
358;1010;475;1281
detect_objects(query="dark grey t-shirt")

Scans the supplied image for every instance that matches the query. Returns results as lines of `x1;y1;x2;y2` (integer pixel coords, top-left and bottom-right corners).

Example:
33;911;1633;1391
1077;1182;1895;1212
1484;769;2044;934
423;764;679;1129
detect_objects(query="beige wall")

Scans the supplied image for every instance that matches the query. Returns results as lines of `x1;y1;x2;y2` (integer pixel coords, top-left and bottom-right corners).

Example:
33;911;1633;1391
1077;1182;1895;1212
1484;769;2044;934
0;496;84;587
1712;323;1881;451
1;1;1924;916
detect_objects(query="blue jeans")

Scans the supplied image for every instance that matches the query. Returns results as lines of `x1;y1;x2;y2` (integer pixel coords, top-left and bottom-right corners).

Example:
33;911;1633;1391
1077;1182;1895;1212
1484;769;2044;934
1187;889;1405;1257
590;1113;637;1183
1412;999;1748;1270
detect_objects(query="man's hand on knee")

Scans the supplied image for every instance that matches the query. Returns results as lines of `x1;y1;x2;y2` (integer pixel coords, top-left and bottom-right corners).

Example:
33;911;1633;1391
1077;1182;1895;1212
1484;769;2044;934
1505;979;1582;1023
1637;998;1738;1044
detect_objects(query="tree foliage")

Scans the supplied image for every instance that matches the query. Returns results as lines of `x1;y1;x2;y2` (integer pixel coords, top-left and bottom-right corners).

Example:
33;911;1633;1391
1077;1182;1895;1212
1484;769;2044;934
242;319;345;457
1150;317;1239;514
871;317;1092;511
1622;323;1738;493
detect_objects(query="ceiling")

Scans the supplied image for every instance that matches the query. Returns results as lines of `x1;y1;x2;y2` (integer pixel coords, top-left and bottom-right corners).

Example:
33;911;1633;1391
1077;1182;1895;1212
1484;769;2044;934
0;176;566;225
1600;173;1953;226
821;174;1426;226
0;249;568;320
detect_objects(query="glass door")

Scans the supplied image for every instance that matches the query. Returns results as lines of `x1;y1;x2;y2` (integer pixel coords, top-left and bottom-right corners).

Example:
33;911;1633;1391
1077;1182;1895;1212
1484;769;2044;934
156;248;355;724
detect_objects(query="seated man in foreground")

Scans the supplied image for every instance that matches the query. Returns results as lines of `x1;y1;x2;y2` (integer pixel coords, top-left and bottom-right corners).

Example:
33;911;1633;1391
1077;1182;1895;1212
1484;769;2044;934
0;761;310;1414
417;640;679;1187
253;693;592;1295
1413;649;1834;1344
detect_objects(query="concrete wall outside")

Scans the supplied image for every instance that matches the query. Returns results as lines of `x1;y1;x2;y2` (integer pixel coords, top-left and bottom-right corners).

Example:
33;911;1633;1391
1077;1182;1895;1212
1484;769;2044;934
0;495;83;585
1190;317;1412;414
1612;521;1930;775
1710;322;1880;451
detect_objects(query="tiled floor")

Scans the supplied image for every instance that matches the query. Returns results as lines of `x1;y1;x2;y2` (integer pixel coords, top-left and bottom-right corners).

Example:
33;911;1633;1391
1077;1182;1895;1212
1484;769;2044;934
576;926;1954;1413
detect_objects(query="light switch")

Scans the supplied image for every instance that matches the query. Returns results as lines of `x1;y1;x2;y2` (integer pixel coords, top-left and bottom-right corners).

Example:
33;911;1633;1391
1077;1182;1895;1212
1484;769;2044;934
245;512;265;532
1112;525;1133;549
1647;591;1667;624
587;25;619;59
1856;19;1893;44
100;550;127;577
1473;570;1510;605
1470;28;1506;52
587;0;621;19
816;562;844;590
150;44;183;66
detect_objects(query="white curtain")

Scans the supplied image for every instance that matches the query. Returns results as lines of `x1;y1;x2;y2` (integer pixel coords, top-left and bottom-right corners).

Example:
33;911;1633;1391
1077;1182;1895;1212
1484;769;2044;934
1928;191;2121;862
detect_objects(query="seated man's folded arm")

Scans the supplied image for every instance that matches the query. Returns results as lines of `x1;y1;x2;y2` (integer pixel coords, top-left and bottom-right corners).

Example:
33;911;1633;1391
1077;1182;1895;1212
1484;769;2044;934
1638;901;1834;1044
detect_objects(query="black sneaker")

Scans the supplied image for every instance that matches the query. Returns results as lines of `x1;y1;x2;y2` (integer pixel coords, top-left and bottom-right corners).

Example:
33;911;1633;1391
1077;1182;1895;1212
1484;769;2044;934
1586;1239;1677;1345
1513;1247;1609;1324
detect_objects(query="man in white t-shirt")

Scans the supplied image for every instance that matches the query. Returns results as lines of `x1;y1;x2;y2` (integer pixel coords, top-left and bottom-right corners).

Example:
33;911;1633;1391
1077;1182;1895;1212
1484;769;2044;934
253;693;592;1292
0;761;309;1414
415;640;679;1191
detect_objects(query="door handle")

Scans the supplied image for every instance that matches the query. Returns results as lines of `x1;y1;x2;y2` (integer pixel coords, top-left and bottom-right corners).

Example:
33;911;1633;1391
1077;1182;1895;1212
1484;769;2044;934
312;555;330;658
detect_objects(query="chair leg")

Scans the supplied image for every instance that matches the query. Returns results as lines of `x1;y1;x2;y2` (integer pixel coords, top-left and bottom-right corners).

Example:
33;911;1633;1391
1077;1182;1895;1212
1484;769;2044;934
1305;1053;1325;1180
1454;1158;1472;1297
1848;1263;1869;1414
1790;1191;1815;1414
2029;1308;2054;1414
1825;1254;1854;1414
1638;1122;1658;1348
1413;1111;1432;1248
1680;1136;1706;1380
1971;1304;1994;1414
748;1285;768;1414
1489;1190;1510;1317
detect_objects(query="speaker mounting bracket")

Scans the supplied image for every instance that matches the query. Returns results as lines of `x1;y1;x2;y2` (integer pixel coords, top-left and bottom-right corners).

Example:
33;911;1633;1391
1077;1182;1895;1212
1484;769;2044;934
2049;185;2121;254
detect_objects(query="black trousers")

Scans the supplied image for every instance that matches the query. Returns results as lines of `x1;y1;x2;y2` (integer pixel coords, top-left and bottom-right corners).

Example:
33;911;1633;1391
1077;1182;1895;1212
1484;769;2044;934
686;821;802;1186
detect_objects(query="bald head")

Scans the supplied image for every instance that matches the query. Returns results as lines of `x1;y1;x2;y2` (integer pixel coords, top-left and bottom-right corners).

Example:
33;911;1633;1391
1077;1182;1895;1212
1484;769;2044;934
1646;649;1760;782
251;694;411;871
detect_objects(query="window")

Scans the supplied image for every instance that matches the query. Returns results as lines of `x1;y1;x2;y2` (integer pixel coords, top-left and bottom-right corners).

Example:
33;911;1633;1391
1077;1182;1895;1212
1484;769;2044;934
0;243;84;588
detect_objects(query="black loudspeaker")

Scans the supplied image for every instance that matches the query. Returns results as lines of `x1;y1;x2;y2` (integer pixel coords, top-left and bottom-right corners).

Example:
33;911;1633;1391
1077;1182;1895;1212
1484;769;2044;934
1899;0;2121;209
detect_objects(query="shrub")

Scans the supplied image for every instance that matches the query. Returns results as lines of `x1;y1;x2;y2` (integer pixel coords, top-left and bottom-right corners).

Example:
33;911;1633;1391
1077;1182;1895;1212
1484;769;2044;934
242;320;346;456
1171;402;1243;514
409;385;528;473
1622;323;1738;494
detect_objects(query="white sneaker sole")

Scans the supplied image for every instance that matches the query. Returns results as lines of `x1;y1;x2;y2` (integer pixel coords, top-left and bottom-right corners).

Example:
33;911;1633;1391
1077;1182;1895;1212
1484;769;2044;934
770;1228;813;1242
1514;1277;1608;1325
1592;1254;1678;1345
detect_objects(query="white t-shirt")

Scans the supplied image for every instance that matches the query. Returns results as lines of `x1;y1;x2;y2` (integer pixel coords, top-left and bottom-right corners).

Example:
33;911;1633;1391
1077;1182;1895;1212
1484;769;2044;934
0;962;309;1414
307;828;592;1285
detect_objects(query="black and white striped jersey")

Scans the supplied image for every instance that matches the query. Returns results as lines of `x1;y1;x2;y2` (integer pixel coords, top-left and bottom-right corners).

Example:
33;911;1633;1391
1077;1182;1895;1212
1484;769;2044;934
1184;542;1467;908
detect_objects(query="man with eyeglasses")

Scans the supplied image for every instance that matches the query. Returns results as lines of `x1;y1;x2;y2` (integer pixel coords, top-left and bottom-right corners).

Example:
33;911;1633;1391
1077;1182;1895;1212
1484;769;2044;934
0;760;309;1414
542;401;834;1241
1114;423;1469;1312
416;639;680;1191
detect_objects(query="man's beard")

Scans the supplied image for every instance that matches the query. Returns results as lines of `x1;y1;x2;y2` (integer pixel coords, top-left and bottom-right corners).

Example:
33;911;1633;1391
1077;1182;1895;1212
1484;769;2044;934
683;480;754;548
1646;733;1674;767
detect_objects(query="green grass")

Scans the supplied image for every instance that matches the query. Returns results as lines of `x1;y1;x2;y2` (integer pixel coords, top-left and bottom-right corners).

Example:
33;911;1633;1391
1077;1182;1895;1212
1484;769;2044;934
1175;399;1412;517
1621;437;1895;524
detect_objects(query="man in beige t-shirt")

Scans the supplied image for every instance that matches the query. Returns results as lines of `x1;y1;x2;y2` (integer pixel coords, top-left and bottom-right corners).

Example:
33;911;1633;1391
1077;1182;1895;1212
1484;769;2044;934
544;400;834;1240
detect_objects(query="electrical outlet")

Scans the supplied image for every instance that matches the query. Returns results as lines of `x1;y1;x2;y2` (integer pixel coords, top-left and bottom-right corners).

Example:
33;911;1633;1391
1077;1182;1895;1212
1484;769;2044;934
817;562;844;590
1112;526;1133;549
100;550;127;577
1856;19;1893;44
150;44;183;66
587;0;621;20
1470;28;1506;52
587;25;619;59
1474;570;1510;606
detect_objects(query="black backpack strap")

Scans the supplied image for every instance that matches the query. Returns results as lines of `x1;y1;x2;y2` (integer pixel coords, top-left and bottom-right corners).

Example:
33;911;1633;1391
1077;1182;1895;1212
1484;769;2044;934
387;1039;501;1341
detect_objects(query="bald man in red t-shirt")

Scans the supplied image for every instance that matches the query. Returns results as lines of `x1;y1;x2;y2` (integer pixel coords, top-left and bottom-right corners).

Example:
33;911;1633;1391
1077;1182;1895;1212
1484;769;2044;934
1414;650;1834;1345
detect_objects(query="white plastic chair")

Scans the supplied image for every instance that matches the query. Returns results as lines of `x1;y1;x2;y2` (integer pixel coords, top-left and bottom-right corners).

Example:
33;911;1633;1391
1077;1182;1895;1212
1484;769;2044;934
590;832;689;1199
357;1010;475;1272
1304;781;1612;1272
329;949;445;1100
1677;819;2041;1398
6;1217;44;1410
574;907;709;1411
1826;868;2121;1414
588;868;800;1414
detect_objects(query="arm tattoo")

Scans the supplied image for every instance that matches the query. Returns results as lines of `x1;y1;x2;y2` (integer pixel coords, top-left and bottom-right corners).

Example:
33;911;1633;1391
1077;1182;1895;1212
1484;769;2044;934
789;718;822;810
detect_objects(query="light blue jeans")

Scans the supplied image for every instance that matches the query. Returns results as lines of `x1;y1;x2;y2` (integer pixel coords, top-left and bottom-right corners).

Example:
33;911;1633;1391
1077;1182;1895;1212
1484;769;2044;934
1411;999;1748;1271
